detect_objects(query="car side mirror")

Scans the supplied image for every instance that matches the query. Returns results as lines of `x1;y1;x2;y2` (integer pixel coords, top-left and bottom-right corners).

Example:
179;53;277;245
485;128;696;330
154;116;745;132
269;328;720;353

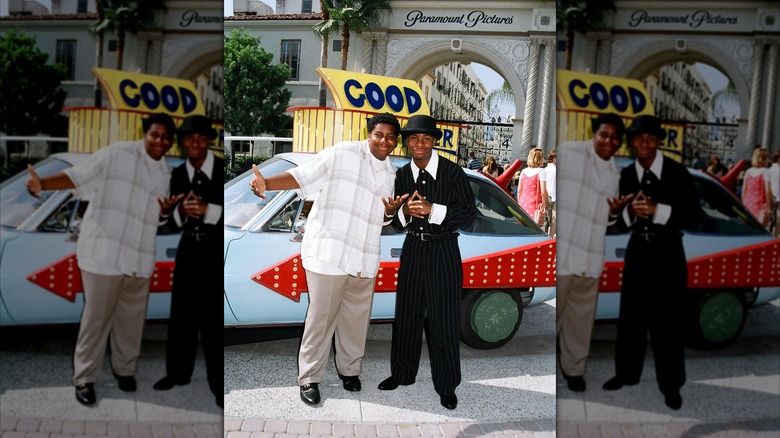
290;219;306;242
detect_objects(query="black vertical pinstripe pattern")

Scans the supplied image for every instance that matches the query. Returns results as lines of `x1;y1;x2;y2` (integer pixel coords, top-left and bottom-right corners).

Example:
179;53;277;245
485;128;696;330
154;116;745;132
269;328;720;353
389;157;477;396
614;156;699;396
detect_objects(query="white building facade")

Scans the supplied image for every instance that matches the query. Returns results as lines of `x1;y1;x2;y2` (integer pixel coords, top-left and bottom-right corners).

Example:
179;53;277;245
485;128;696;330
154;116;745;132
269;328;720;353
560;0;780;159
1;0;224;118
225;0;557;160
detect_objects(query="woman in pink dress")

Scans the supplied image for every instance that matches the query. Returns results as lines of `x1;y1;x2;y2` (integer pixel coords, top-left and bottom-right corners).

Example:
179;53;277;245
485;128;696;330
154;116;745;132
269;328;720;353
517;147;545;223
742;148;772;228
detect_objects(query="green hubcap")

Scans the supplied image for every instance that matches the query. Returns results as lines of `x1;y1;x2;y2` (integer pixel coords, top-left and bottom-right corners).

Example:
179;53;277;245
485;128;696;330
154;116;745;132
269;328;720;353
697;292;744;343
470;291;519;342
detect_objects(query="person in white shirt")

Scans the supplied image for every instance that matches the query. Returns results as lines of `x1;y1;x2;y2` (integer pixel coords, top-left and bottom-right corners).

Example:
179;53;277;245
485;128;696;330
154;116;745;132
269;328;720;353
556;113;631;393
540;149;557;236
25;113;181;406
249;112;407;406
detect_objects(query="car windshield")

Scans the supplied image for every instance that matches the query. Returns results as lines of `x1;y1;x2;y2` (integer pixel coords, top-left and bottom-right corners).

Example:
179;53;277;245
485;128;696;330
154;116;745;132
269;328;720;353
694;176;767;234
0;158;71;228
463;177;544;235
224;156;295;228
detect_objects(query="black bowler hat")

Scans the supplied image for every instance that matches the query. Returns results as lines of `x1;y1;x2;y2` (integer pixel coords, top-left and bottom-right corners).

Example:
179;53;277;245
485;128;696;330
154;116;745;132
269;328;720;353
178;115;217;139
400;115;443;140
626;115;666;140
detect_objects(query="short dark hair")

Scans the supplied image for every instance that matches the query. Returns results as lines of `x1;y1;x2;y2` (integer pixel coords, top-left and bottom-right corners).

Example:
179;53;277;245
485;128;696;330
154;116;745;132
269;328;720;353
591;113;625;138
367;112;401;135
142;113;175;135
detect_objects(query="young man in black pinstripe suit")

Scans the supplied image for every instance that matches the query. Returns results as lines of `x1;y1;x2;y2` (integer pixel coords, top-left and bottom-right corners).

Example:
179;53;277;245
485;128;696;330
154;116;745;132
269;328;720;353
378;115;477;410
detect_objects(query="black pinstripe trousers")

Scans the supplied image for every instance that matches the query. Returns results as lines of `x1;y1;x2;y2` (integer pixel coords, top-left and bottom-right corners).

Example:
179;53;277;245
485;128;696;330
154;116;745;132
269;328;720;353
390;235;462;396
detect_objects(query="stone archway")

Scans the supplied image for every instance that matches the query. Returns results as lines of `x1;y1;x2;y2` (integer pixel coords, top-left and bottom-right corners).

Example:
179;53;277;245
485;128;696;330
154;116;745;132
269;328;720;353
161;37;223;81
611;38;752;120
383;37;551;160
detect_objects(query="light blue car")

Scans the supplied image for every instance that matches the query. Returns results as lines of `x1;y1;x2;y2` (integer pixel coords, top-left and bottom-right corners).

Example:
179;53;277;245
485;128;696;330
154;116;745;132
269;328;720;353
0;153;184;326
224;153;557;349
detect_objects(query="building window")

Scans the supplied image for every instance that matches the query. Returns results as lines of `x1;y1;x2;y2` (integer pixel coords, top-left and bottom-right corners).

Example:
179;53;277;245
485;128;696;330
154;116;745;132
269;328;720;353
281;40;301;80
77;0;88;13
55;40;77;80
302;0;312;13
108;40;117;52
333;40;341;52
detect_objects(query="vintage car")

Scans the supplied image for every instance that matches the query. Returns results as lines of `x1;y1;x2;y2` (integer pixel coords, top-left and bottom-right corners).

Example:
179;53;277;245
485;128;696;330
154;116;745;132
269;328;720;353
224;152;557;349
595;159;780;349
0;153;184;326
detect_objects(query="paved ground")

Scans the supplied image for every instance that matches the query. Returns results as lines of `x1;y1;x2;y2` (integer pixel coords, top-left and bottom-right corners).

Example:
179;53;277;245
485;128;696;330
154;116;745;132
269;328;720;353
555;297;780;438
223;301;558;437
0;323;222;437
2;298;778;437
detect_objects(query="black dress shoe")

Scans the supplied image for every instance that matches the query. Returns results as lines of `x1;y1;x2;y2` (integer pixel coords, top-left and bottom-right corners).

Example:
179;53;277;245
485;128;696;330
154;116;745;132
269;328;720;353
563;374;586;392
378;376;411;390
602;376;637;391
153;376;190;391
440;393;458;410
114;374;136;392
664;392;682;410
337;373;361;392
75;383;96;406
300;383;320;405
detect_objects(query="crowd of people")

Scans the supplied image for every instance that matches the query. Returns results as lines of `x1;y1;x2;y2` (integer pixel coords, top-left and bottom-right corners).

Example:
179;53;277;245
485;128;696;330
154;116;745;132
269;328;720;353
689;147;778;235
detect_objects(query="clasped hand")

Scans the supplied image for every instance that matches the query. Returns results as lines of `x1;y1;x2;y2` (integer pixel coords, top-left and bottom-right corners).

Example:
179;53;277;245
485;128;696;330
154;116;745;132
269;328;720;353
627;191;655;219
400;191;430;219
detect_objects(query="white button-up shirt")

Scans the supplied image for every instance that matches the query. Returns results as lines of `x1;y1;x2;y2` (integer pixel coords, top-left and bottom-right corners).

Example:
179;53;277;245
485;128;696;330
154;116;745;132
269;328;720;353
289;140;395;278
65;140;171;278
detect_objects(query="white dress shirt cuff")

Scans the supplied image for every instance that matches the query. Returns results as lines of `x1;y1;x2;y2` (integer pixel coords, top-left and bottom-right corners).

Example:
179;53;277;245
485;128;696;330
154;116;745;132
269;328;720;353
204;204;222;225
428;203;446;225
653;203;671;225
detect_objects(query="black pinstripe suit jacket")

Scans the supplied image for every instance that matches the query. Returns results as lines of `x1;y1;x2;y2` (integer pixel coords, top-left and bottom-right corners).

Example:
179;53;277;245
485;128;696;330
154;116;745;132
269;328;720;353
393;156;477;233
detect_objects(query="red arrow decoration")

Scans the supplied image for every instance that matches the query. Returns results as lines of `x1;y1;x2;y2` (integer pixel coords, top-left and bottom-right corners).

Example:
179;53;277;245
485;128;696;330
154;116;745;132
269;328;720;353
252;240;557;302
599;239;780;292
27;254;175;302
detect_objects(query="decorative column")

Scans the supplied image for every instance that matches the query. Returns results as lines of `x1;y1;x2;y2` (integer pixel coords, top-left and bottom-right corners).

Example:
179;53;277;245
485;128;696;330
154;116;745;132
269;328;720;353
361;33;374;74
595;31;613;75
374;33;388;76
760;40;778;149
746;38;765;150
137;31;163;75
536;39;555;150
520;39;542;156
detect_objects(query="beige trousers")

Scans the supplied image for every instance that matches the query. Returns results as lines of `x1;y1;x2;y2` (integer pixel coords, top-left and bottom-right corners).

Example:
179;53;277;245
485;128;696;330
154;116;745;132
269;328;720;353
556;274;600;377
297;271;374;386
73;271;150;386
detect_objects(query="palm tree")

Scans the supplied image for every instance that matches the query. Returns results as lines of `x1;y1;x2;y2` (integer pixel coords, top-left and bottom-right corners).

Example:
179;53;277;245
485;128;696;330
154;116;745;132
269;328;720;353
323;0;392;71
710;80;739;121
91;0;167;71
88;0;107;106
486;80;514;120
313;0;337;106
557;0;615;70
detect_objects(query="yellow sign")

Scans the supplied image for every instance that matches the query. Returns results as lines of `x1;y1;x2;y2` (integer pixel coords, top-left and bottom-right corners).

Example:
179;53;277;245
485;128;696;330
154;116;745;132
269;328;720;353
316;68;430;117
92;68;205;117
556;70;685;162
556;70;654;116
290;108;461;162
